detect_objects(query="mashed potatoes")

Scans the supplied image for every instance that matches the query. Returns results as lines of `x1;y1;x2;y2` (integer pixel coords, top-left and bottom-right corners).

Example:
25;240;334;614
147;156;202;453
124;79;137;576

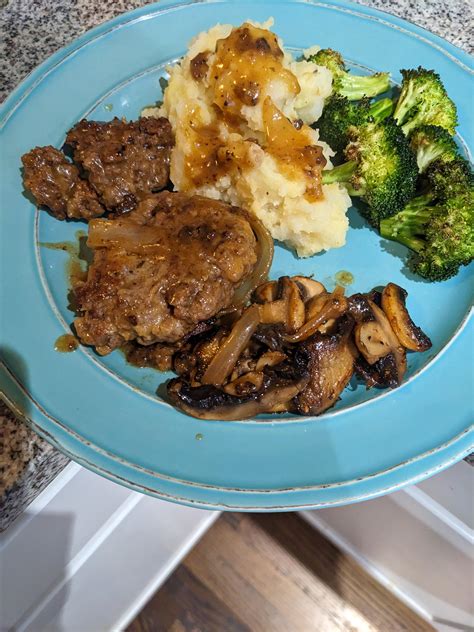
153;20;351;257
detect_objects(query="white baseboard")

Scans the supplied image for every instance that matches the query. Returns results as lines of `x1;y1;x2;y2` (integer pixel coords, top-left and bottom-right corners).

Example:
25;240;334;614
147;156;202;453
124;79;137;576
300;462;474;632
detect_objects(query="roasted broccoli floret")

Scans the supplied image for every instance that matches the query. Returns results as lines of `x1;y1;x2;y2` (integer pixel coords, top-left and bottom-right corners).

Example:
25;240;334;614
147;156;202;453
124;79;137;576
307;48;390;100
409;125;460;172
317;96;369;154
380;160;474;281
426;157;473;199
317;95;393;153
393;67;458;135
379;194;434;251
322;117;418;221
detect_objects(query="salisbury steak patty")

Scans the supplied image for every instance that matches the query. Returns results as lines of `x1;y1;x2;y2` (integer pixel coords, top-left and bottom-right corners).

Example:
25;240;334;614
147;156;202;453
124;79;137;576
74;192;258;355
66;117;173;213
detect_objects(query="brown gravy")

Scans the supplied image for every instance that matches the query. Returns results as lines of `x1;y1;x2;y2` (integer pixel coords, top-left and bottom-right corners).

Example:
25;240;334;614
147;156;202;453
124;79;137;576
185;23;325;199
54;334;79;353
210;23;299;121
335;270;355;287
41;230;88;286
262;97;326;201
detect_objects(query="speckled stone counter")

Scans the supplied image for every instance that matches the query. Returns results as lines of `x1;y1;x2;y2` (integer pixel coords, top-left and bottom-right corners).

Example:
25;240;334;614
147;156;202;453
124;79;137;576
0;0;472;530
1;0;472;103
0;401;69;531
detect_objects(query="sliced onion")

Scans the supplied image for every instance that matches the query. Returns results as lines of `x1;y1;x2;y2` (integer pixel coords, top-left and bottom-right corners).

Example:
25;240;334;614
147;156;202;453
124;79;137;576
284;288;347;343
230;213;274;309
88;219;170;255
201;304;261;385
306;291;329;320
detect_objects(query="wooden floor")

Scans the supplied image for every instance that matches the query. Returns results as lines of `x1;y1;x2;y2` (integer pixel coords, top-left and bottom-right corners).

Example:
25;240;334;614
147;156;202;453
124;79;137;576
128;513;433;632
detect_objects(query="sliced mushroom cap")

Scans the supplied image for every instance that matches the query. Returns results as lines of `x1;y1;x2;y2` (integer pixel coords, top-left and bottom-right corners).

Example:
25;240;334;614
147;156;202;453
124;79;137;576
255;350;287;371
367;299;407;385
168;347;310;421
168;379;306;420
224;371;264;396
257;277;306;333
381;283;432;352
354;321;392;364
229;353;258;382
285;287;348;343
348;293;375;324
252;324;285;351
292;276;326;301
292;314;356;415
165;274;429;420
355;353;399;389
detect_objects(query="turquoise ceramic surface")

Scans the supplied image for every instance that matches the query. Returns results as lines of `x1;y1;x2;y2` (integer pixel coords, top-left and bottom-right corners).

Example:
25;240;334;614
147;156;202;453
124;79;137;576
1;0;473;510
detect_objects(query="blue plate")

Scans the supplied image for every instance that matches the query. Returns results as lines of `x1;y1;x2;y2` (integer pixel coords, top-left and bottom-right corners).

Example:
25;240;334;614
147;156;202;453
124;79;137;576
1;0;473;510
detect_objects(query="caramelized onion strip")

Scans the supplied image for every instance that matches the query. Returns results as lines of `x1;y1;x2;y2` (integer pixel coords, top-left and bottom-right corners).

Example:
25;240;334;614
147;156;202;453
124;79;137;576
201;304;261;385
88;219;170;255
231;213;274;309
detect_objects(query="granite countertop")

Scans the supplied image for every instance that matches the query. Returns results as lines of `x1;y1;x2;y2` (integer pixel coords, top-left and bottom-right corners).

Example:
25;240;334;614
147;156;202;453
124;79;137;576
1;0;472;103
0;0;472;530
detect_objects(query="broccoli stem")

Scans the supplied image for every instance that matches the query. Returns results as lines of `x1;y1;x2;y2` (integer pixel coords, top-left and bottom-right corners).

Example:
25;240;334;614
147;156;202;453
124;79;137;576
321;160;358;187
393;81;415;126
369;98;394;123
401;118;422;136
379;194;434;252
415;144;446;173
339;73;390;100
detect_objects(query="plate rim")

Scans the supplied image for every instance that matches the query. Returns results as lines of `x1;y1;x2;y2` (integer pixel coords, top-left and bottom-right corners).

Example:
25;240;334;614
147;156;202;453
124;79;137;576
1;363;473;494
2;388;473;510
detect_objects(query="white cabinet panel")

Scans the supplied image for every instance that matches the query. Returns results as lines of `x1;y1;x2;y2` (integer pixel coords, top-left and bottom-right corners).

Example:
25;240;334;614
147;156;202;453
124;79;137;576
0;465;218;632
22;496;217;631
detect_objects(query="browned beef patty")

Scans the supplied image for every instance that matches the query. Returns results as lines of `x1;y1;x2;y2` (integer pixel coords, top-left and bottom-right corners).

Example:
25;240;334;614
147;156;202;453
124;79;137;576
65;117;173;213
74;192;258;355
